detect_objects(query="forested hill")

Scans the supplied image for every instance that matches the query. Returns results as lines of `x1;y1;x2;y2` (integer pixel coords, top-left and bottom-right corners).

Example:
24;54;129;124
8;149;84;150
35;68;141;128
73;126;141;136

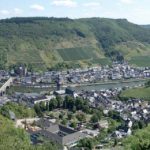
0;17;150;71
141;25;150;29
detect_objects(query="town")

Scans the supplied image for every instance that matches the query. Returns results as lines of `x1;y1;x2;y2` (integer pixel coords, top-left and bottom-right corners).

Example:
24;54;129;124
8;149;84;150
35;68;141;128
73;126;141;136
13;62;150;86
1;1;150;149
0;62;150;150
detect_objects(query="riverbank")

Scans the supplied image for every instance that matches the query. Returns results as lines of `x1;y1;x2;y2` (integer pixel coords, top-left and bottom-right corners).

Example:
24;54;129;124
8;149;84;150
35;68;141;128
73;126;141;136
7;78;149;94
72;79;148;91
64;78;149;88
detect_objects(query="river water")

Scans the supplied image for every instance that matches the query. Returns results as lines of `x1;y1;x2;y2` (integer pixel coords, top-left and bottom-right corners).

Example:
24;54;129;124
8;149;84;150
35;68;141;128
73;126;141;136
72;80;147;91
12;79;148;93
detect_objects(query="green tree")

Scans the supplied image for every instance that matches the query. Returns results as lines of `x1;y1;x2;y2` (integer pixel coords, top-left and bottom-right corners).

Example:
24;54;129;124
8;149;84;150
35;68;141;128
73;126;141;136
64;96;74;110
34;103;43;117
67;112;73;120
39;101;46;111
132;121;140;130
76;113;86;122
56;95;63;108
0;114;60;150
113;138;118;147
59;114;63;119
78;138;94;150
138;120;146;129
72;106;77;113
123;125;150;150
70;122;77;129
46;102;49;111
75;97;84;110
0;102;35;119
49;98;58;110
61;119;67;125
83;104;90;113
91;114;99;123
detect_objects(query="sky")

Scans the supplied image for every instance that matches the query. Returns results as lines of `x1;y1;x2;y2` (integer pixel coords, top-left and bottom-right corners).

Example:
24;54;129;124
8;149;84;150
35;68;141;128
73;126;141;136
0;0;150;24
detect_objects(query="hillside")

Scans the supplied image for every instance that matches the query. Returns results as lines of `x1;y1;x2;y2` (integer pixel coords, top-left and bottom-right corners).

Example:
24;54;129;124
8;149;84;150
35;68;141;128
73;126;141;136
0;17;150;71
141;25;150;29
0;103;59;150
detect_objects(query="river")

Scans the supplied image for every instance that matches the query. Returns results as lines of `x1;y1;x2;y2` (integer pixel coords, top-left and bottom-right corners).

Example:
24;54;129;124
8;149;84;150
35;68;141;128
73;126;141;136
11;79;148;93
71;79;147;91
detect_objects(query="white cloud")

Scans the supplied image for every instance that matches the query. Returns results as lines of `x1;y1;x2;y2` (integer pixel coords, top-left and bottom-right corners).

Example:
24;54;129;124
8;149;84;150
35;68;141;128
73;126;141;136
14;8;23;15
52;0;77;7
30;4;45;11
120;0;134;4
128;8;150;24
83;2;101;7
0;10;10;15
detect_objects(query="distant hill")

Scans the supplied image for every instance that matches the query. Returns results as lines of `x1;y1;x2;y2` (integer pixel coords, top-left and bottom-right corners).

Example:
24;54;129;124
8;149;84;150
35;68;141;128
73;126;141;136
141;25;150;29
0;17;150;71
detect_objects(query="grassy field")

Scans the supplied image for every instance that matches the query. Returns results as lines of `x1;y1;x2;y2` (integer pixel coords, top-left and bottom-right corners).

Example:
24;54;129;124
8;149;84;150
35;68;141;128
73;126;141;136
120;87;150;100
56;47;97;61
129;56;150;67
91;58;112;65
114;41;150;67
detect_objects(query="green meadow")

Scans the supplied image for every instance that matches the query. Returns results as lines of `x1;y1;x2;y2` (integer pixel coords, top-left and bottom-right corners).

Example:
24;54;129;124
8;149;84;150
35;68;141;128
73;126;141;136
120;87;150;100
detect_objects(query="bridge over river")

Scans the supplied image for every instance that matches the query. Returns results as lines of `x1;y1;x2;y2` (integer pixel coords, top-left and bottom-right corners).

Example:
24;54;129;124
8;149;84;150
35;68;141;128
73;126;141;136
0;77;14;96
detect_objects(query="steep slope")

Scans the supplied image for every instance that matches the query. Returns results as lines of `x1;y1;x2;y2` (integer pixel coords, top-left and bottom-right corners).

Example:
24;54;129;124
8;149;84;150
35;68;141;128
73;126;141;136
0;17;150;70
141;25;150;29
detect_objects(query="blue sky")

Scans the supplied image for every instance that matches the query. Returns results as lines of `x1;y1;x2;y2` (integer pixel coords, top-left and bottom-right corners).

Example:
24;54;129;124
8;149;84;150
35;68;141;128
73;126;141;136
0;0;150;24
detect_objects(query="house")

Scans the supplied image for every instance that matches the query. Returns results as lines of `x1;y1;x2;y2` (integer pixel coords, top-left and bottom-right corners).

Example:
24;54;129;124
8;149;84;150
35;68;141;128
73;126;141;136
54;90;66;96
65;87;78;98
0;96;10;106
65;87;75;95
144;70;150;77
127;120;133;128
16;92;55;106
15;65;27;76
112;130;126;139
31;120;88;148
81;129;99;137
126;128;132;135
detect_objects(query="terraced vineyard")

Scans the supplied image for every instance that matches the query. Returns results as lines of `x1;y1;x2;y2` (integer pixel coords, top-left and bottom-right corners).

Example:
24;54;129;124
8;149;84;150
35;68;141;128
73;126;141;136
120;87;150;100
129;56;150;67
91;58;111;65
0;17;150;70
56;47;98;61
